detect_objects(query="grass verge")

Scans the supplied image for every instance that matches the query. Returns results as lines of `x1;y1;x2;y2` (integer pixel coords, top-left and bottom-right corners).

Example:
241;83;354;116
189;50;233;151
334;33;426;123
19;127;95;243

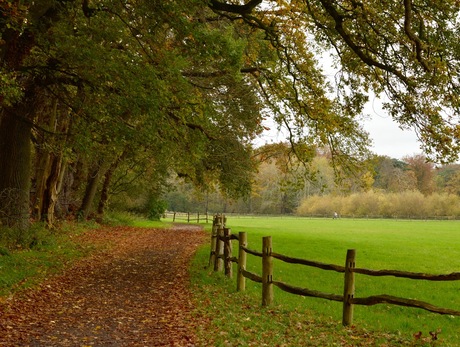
189;217;459;346
0;221;100;298
0;211;152;298
189;244;422;346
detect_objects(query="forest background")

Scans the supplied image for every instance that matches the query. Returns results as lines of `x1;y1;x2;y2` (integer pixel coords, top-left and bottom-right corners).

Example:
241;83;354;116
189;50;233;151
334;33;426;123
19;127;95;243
160;145;460;219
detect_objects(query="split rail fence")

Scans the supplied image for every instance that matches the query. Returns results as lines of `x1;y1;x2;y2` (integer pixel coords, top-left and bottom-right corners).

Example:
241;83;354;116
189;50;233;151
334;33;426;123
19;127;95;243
164;211;209;223
208;215;460;326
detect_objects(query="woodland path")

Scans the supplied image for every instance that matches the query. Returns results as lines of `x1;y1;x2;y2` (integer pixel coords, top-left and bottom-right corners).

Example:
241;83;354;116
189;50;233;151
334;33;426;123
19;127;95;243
0;225;207;346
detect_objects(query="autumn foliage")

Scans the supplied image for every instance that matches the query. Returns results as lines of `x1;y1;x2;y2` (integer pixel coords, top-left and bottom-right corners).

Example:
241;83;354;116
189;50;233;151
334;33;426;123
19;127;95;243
296;191;460;219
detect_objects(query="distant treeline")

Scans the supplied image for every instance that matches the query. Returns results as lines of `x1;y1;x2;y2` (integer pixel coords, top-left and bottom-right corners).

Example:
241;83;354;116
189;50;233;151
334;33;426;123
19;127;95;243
296;191;460;219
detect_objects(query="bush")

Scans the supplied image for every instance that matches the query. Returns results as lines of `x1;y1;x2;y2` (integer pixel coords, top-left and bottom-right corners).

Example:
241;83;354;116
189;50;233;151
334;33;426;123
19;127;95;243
147;199;167;220
0;223;52;251
392;190;427;218
425;193;460;218
296;195;333;216
102;211;139;226
296;190;460;219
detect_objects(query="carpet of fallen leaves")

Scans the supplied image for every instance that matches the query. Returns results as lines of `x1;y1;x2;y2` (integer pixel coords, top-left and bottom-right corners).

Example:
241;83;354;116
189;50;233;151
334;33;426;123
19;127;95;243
0;224;207;346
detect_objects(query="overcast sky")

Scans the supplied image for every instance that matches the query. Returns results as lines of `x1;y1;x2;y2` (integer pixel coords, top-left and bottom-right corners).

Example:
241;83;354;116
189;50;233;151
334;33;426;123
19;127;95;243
257;53;424;160
362;97;422;159
257;105;423;160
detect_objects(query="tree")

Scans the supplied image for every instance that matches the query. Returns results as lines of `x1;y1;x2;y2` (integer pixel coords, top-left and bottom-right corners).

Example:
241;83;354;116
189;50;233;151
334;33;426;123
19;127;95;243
209;0;460;163
436;164;460;195
0;1;264;226
2;0;460;228
403;154;435;195
372;156;417;192
302;0;460;163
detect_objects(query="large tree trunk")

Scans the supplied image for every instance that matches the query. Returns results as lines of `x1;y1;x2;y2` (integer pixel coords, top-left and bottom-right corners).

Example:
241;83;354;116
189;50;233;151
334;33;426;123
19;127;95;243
0;108;32;229
0;27;37;229
79;161;109;220
31;99;71;227
97;151;127;216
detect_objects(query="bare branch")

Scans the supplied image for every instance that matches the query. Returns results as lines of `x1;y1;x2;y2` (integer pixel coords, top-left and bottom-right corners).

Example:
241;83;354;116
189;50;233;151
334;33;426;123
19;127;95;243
403;0;430;71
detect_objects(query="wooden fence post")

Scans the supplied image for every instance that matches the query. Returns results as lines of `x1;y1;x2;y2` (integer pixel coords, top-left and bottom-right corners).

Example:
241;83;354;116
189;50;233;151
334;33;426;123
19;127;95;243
173;212;176;222
224;228;233;278
214;222;224;272
342;249;356;326
262;236;273;306
237;232;247;292
208;216;218;267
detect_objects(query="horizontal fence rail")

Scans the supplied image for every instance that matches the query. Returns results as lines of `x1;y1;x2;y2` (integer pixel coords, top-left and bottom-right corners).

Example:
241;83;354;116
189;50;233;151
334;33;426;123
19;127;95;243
164;211;209;223
208;215;460;326
353;267;460;280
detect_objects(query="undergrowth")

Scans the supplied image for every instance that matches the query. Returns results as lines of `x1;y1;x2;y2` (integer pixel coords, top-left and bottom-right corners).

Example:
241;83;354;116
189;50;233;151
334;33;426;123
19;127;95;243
0;221;99;297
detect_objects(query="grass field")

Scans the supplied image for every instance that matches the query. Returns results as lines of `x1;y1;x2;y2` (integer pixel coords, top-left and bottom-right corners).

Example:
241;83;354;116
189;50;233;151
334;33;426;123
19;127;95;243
188;216;460;345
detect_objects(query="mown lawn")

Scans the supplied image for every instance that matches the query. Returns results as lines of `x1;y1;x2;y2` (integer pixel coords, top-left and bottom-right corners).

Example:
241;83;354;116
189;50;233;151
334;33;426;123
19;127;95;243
189;216;460;346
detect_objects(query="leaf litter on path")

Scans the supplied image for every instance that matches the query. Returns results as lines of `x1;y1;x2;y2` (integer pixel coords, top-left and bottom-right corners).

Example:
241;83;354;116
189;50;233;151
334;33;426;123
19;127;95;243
0;225;207;346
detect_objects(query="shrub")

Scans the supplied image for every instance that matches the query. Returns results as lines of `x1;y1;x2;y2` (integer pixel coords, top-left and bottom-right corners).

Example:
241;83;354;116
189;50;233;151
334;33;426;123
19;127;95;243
425;193;460;218
296;195;334;217
343;191;383;217
392;190;427;218
147;199;167;220
296;190;460;219
0;222;52;251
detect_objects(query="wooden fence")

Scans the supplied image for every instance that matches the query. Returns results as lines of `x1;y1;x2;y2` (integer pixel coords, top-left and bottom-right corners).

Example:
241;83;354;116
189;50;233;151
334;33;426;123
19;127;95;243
163;211;209;223
209;215;460;326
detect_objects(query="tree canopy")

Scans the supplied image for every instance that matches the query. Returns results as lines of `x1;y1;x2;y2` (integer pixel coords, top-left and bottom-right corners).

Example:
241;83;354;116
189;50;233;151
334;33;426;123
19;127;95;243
1;0;460;227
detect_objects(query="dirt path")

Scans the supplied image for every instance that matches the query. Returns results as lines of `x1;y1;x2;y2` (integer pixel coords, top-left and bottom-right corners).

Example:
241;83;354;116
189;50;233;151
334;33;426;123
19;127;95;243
0;225;207;346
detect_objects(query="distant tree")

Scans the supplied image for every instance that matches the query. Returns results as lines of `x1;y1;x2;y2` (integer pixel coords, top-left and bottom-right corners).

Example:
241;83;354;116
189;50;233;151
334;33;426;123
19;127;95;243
372;156;416;192
435;164;460;195
443;171;460;196
403;154;436;195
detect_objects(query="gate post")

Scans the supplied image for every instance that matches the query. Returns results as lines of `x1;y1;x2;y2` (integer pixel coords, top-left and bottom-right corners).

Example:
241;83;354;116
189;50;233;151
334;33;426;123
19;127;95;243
213;221;224;272
208;215;218;267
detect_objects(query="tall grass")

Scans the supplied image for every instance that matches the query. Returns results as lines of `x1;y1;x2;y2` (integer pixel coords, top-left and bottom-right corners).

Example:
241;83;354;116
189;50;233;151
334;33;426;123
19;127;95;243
205;217;460;345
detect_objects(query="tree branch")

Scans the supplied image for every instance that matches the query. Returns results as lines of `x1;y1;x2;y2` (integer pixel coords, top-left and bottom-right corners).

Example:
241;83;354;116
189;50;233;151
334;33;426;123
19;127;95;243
168;112;217;140
209;0;263;14
318;0;411;87
403;0;430;72
182;66;267;78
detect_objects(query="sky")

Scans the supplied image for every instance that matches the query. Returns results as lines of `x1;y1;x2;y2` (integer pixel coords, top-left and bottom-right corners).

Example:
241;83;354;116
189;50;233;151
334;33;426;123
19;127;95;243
256;52;424;160
361;97;422;159
257;102;423;160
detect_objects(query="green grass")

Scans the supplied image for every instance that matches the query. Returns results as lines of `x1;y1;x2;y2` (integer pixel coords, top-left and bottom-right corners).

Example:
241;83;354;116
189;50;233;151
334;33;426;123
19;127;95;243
0;221;98;297
189;216;460;346
0;214;176;299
